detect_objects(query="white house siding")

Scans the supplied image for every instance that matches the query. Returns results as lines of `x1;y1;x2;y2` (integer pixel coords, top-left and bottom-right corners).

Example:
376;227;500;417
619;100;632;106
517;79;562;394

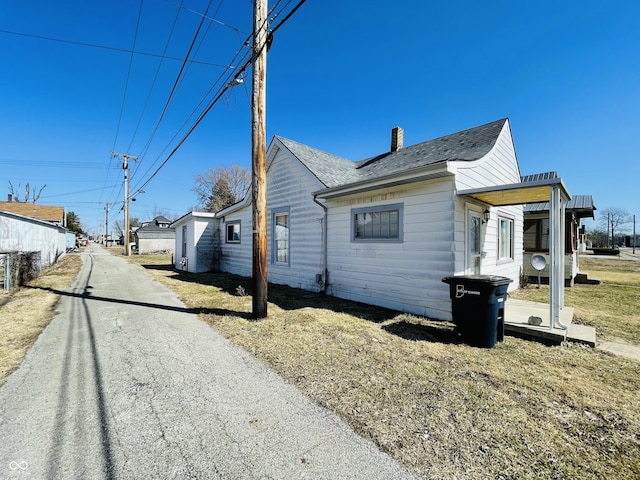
172;213;218;273
265;147;326;291
0;211;67;267
451;120;523;290
173;222;187;270
325;178;458;320
195;219;217;273
218;206;252;277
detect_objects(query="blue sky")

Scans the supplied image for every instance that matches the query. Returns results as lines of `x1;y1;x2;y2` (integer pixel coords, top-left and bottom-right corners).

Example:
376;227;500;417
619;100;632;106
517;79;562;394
1;0;638;235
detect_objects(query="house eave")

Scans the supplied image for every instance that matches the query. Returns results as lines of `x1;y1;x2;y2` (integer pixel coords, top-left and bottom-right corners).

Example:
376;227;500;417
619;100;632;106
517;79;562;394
313;163;451;200
170;211;218;228
458;177;571;207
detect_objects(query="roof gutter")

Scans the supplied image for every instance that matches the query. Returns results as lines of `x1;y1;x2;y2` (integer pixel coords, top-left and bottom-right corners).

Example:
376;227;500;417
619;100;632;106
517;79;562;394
313;163;451;200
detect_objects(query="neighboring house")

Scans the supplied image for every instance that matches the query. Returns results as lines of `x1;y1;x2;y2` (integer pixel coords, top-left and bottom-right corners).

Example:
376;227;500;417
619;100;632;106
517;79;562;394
0;197;66;226
175;118;574;321
522;183;596;285
171;211;218;272
134;216;175;254
0;209;68;268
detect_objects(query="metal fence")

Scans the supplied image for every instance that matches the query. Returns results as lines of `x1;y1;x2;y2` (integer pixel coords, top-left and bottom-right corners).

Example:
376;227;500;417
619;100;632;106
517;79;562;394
0;253;11;292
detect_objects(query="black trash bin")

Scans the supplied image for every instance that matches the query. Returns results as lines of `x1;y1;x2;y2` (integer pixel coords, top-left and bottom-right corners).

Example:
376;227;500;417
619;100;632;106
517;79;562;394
442;275;512;348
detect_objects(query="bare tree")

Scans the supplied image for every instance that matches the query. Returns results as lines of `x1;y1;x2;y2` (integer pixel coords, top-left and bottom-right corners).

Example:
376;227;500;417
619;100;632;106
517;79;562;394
599;207;629;247
8;181;46;202
193;165;250;212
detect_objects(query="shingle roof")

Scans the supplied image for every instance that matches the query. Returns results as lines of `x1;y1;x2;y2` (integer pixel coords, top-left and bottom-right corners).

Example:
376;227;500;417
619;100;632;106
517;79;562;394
276;118;508;189
0;202;65;224
275;137;359;188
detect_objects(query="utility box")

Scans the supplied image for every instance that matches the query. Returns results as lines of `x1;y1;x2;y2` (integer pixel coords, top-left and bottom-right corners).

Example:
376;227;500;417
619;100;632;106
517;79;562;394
442;275;512;348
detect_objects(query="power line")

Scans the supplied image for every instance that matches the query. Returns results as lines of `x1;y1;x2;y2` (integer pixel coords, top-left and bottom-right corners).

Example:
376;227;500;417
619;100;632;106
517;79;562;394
128;0;217;171
0;28;229;67
130;0;306;199
112;0;145;151
125;0;185;153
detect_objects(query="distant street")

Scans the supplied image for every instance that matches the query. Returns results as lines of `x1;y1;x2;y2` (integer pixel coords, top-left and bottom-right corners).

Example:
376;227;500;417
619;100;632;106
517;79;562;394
0;244;416;479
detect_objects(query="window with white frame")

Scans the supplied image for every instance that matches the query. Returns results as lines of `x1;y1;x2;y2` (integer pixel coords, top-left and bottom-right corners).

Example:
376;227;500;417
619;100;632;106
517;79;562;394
226;221;241;243
351;203;403;242
498;216;514;260
273;210;290;264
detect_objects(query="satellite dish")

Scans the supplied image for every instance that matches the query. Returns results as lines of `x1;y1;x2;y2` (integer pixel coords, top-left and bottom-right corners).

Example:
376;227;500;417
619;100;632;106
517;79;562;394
531;254;546;271
530;254;546;288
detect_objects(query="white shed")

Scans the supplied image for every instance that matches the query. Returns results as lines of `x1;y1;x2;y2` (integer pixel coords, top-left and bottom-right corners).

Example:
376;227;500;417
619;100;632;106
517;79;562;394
171;212;218;273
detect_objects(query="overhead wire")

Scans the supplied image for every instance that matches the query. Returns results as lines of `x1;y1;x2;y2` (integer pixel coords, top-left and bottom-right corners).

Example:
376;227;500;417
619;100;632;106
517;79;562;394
129;0;217;173
125;0;185;154
112;0;146;151
129;0;307;203
0;29;228;67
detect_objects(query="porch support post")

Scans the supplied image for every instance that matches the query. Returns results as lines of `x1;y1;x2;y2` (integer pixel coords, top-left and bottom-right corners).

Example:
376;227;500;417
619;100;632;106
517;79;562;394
549;185;568;330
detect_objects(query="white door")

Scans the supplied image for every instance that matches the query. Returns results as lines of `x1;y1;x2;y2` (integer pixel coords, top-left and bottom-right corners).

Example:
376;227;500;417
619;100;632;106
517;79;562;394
468;211;482;274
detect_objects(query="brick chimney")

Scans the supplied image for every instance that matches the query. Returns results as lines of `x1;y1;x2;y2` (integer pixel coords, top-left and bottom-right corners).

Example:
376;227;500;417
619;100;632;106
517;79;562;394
391;127;403;152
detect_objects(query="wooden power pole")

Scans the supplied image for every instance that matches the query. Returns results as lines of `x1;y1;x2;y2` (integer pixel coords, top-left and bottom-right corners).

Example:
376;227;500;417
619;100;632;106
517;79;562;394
251;0;268;319
111;152;139;256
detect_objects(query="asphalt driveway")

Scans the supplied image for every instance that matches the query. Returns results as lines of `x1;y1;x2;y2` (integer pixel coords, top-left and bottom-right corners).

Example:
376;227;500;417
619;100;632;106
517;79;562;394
0;244;417;479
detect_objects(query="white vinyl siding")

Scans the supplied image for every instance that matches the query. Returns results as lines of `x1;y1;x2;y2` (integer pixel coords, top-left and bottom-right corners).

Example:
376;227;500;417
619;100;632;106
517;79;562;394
217;142;326;291
218;208;252;277
326;178;456;320
172;213;218;273
451;121;523;289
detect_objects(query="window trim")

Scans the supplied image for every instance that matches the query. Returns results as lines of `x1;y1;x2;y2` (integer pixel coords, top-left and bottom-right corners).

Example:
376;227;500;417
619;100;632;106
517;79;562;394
350;203;404;243
225;220;241;244
272;207;291;266
498;214;515;262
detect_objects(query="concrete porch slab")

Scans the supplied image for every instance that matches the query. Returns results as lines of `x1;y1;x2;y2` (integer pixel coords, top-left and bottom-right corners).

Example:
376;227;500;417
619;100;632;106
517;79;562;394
504;299;596;347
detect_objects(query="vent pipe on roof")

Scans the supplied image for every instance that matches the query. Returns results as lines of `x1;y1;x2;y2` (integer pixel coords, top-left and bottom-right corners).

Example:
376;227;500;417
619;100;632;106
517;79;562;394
391;127;403;152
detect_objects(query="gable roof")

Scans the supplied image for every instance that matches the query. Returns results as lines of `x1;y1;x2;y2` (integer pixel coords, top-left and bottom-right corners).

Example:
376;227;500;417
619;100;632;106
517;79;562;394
274;137;359;188
275;118;508;190
0;202;65;224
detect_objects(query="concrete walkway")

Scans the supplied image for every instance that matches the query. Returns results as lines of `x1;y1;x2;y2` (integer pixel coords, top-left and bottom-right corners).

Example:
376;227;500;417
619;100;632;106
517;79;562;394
0;244;417;479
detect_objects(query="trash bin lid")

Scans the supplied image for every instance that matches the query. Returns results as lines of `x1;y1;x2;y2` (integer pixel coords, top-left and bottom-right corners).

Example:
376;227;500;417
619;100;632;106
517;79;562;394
442;275;512;286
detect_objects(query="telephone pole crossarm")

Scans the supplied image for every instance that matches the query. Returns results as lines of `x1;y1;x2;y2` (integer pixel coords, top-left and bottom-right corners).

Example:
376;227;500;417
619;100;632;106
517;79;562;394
110;152;139;256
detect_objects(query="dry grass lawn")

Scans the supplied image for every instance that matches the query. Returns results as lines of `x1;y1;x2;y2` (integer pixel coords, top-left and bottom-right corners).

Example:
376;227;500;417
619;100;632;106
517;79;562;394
128;253;640;480
511;256;640;343
2;248;637;478
0;253;81;386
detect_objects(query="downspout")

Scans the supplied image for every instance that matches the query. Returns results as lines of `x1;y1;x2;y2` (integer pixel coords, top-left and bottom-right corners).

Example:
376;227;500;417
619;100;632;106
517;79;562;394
312;195;328;293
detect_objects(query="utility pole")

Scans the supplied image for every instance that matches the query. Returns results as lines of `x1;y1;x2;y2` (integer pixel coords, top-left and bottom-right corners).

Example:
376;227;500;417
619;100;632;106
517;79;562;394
104;203;110;245
251;0;268;319
633;214;636;255
111;152;139;256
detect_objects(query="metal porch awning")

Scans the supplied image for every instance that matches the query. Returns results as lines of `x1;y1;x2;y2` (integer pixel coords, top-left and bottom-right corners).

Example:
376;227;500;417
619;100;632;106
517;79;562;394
458;177;571;331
